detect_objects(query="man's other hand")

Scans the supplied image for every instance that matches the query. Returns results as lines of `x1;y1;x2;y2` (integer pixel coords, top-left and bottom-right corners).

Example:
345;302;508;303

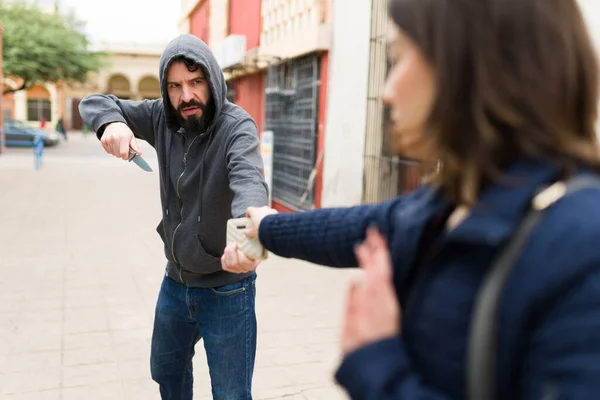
221;242;260;273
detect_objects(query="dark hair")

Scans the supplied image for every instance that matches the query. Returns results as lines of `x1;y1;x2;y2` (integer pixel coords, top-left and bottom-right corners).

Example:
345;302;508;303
171;55;205;75
388;0;600;204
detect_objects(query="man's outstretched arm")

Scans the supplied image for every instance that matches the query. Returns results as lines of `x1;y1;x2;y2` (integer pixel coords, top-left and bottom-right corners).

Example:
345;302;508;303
79;94;162;147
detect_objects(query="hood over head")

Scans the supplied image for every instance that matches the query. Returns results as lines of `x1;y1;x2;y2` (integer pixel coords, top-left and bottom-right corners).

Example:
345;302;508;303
159;34;227;133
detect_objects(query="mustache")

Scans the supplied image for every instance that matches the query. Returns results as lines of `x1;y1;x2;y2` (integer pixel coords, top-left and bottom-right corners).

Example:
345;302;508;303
178;100;206;113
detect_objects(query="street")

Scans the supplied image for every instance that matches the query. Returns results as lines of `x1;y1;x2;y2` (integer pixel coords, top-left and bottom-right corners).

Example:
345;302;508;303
0;134;357;399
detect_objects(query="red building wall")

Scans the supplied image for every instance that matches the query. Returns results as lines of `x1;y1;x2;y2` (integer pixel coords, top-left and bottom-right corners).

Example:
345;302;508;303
233;73;265;132
228;0;262;49
228;0;266;164
314;52;329;209
227;0;264;131
190;1;210;44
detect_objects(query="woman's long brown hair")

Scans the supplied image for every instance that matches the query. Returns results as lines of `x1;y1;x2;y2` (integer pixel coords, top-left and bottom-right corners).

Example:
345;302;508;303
389;0;600;205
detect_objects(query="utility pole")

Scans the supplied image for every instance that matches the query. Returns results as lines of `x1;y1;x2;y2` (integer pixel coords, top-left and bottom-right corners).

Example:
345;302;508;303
0;25;5;155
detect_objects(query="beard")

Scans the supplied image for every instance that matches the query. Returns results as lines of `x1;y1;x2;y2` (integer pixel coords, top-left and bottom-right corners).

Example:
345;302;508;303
176;99;216;134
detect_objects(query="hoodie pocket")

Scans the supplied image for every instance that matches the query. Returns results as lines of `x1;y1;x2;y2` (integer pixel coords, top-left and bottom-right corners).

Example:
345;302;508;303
156;220;173;261
177;234;223;275
156;220;165;239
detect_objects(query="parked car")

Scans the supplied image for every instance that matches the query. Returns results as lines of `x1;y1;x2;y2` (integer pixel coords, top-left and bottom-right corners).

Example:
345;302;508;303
1;120;60;147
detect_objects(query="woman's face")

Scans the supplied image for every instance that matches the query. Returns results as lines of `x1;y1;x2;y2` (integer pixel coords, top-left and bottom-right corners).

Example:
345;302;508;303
383;22;436;159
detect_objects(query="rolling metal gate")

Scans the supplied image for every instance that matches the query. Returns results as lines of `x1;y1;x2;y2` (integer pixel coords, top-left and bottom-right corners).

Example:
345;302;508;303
264;54;320;211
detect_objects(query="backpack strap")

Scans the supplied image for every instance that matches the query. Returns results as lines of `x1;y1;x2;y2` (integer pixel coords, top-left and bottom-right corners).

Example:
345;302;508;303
467;175;600;400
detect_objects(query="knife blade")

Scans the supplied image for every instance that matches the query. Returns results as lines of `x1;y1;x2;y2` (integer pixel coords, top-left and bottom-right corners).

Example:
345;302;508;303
128;148;153;172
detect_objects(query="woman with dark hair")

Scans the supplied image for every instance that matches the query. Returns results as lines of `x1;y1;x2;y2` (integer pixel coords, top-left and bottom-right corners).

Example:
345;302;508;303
223;0;600;398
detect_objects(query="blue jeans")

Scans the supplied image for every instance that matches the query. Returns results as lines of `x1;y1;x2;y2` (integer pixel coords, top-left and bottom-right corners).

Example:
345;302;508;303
150;273;257;400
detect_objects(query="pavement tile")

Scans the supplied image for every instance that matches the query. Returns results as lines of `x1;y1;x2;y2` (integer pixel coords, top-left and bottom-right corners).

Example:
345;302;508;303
8;333;62;354
110;327;152;346
62;362;120;387
64;307;109;334
254;386;307;400
114;341;150;363
0;367;62;395
117;358;152;381
121;378;161;400
64;295;105;309
14;321;62;337
62;346;116;366
253;365;296;391
19;297;63;311
61;382;123;400
63;331;112;350
2;389;61;400
303;386;348;400
0;351;62;373
107;309;150;331
283;362;338;387
17;309;63;325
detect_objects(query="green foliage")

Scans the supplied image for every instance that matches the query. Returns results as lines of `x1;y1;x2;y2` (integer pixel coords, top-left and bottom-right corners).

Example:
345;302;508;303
0;1;107;94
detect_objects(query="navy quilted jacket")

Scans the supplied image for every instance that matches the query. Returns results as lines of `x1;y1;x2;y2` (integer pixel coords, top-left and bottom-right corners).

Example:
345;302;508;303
258;160;600;399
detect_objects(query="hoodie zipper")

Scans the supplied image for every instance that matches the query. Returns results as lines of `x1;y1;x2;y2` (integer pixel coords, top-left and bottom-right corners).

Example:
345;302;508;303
170;134;200;268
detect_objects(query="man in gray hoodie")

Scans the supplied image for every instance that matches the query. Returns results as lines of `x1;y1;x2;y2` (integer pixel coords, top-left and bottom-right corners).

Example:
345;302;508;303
79;34;268;400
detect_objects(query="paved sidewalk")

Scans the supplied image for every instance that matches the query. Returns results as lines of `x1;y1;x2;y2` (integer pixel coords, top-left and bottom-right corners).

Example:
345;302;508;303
0;135;357;399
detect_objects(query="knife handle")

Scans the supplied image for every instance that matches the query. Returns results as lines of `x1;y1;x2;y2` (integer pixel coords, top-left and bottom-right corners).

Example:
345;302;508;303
128;148;137;162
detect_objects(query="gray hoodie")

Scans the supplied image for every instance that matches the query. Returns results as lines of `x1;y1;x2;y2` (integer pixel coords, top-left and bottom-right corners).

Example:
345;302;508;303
79;34;269;288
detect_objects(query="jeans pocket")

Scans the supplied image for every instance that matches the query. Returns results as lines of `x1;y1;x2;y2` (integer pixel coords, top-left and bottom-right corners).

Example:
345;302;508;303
210;274;256;296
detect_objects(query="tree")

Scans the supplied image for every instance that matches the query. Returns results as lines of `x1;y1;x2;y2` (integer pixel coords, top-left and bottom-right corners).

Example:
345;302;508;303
0;1;106;94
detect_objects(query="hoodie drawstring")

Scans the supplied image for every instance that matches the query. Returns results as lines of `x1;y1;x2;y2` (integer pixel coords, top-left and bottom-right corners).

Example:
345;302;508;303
163;130;175;217
197;130;214;224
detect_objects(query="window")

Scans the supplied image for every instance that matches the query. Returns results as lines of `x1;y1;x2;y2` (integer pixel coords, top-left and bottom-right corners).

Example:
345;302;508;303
27;99;51;121
265;54;320;211
226;82;236;104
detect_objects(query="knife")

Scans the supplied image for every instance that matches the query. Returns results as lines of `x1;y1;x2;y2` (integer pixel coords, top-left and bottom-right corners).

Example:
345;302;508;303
128;148;153;172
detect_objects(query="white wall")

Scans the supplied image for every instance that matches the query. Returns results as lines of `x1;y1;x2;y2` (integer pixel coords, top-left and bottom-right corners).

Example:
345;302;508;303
578;0;600;135
13;91;26;121
47;84;59;122
321;0;372;207
579;0;600;46
209;0;228;47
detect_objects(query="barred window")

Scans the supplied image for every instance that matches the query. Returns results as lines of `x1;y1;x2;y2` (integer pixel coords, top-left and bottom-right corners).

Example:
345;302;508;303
265;54;320;211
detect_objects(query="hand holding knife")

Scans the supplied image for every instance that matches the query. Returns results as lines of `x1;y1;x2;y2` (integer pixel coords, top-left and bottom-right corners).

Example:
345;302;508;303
128;147;153;172
98;122;153;172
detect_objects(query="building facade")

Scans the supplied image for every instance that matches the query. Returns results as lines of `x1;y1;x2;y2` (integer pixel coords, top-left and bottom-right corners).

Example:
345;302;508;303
179;0;331;212
2;79;61;127
64;42;163;130
2;43;162;132
179;0;600;210
177;0;418;210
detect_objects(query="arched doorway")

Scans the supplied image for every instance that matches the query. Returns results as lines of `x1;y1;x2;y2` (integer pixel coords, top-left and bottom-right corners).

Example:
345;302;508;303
26;85;51;122
138;76;161;99
107;74;132;99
